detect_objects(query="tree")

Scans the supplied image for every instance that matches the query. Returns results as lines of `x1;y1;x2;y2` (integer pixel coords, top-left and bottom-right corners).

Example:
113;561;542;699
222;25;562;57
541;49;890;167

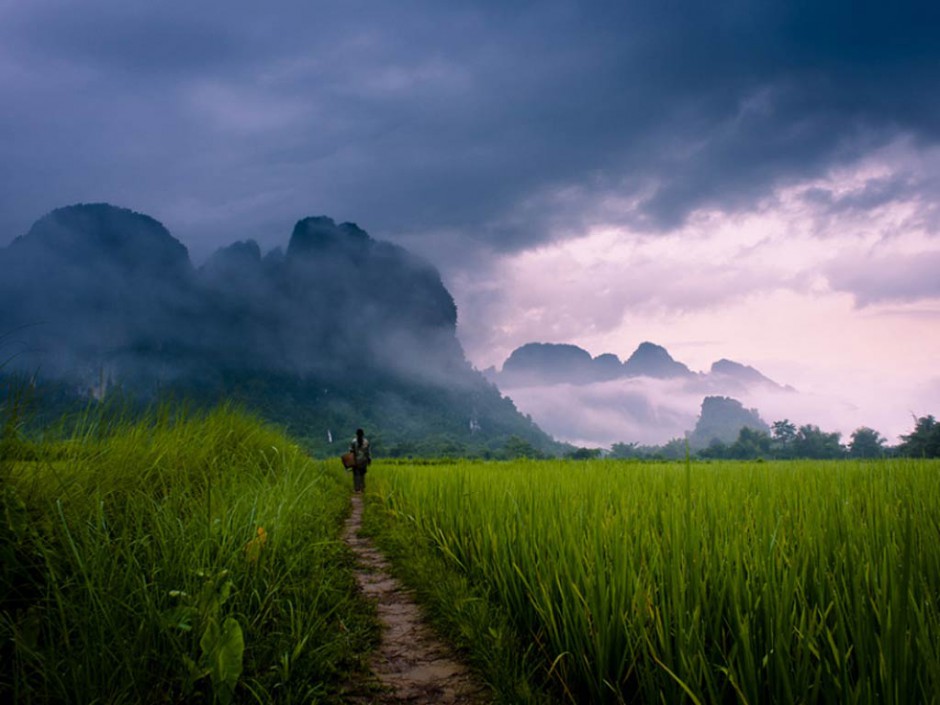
698;439;729;459
566;447;602;460
660;438;689;460
728;427;772;459
771;419;797;458
848;427;886;458
793;424;844;459
503;435;542;459
610;442;639;459
898;415;940;458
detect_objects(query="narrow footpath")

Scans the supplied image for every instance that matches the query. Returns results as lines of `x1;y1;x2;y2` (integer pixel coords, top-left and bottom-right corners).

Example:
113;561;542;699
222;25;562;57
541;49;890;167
342;494;489;704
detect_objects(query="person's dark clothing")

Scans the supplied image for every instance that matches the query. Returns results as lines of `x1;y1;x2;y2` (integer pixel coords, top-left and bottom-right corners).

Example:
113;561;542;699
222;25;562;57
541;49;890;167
349;435;371;492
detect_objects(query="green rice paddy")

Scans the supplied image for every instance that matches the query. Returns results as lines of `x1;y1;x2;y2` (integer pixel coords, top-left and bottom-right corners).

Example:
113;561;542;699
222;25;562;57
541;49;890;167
365;457;940;704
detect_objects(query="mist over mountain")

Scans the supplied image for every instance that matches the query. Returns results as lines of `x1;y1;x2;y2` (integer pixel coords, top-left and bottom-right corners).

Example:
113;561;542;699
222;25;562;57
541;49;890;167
486;341;795;447
0;204;556;455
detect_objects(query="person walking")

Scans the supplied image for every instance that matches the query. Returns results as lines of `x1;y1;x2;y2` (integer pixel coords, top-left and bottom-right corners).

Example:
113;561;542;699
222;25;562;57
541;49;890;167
349;428;371;493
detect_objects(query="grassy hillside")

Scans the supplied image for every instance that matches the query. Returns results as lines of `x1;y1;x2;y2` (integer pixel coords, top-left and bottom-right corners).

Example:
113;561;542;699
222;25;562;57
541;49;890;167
0;368;565;460
0;406;374;703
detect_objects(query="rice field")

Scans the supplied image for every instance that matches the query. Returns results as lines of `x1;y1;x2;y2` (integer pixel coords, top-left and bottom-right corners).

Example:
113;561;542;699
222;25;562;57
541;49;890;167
365;458;940;704
5;407;939;705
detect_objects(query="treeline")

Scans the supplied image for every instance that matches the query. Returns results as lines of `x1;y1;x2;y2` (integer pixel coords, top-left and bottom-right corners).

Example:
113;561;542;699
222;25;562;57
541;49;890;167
381;433;557;460
610;415;940;461
363;415;940;461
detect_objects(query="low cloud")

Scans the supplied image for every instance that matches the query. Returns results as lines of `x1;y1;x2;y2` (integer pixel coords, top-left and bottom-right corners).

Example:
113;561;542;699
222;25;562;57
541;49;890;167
503;377;696;447
502;372;932;449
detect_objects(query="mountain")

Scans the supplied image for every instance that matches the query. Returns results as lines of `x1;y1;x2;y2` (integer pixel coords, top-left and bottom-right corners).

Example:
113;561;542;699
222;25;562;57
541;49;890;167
687;396;770;449
1;205;199;382
0;203;559;456
493;340;784;390
593;353;624;381
501;343;597;385
496;341;696;388
486;340;794;448
622;342;694;378
708;359;792;392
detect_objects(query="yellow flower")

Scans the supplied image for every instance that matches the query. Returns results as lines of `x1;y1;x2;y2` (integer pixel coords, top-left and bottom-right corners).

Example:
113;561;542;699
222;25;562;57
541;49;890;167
245;526;268;562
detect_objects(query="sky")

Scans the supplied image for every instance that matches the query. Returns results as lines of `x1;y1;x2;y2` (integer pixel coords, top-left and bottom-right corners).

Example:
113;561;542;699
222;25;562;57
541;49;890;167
2;0;939;444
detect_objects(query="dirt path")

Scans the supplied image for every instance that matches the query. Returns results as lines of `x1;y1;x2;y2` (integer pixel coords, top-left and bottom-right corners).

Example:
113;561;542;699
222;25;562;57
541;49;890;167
342;494;489;704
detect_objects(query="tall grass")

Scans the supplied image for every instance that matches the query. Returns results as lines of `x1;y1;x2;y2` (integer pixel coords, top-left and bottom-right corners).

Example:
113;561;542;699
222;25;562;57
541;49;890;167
366;458;940;704
0;405;373;704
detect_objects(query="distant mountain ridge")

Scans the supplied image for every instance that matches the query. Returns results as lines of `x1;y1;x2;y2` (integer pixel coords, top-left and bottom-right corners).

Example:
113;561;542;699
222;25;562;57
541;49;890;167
0;203;558;455
2;204;460;379
623;342;693;379
491;341;791;392
486;341;795;448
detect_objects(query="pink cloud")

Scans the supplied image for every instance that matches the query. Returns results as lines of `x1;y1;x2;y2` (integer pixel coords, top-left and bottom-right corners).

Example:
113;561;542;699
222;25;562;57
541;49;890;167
446;147;940;443
826;250;940;305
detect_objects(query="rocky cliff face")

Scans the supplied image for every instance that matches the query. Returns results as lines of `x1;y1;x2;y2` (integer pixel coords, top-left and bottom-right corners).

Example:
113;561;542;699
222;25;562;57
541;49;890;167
9;203;191;278
688;396;770;448
1;204;558;454
0;204;460;383
1;204;197;381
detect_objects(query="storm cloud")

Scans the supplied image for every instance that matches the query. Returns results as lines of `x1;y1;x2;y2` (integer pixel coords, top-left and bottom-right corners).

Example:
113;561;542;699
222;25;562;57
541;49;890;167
2;1;940;263
3;1;939;446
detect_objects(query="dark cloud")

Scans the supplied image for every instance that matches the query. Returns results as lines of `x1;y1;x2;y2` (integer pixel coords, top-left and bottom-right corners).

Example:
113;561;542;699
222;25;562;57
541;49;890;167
4;7;246;76
803;175;917;214
1;0;939;263
827;250;940;305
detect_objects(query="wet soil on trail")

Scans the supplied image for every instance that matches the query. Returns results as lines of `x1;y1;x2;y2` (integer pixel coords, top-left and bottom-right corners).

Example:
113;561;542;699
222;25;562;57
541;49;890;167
342;494;489;704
